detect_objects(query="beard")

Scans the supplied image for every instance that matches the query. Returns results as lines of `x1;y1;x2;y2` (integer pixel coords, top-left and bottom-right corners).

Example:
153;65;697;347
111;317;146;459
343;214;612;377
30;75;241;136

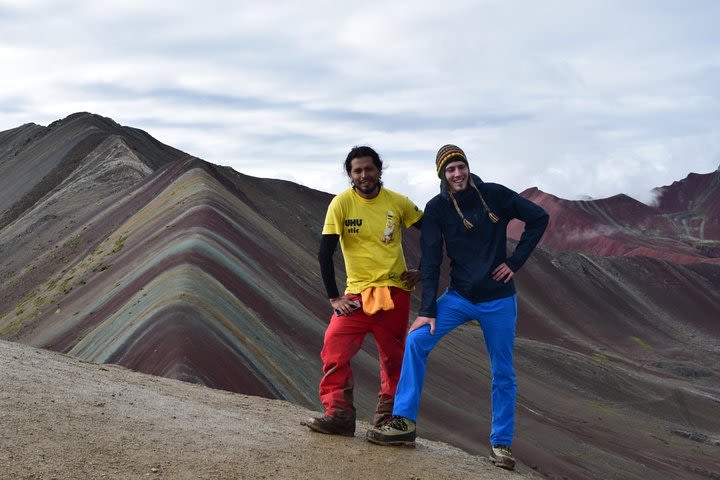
355;180;380;195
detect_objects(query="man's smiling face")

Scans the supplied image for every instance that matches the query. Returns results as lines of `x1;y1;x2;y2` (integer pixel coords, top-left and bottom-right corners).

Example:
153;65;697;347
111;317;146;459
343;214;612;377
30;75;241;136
444;160;469;193
349;156;381;199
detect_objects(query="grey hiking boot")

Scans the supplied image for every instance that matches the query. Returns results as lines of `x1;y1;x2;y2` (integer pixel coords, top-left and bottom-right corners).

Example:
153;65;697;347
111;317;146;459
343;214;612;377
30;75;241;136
365;416;416;447
489;444;516;470
302;415;355;437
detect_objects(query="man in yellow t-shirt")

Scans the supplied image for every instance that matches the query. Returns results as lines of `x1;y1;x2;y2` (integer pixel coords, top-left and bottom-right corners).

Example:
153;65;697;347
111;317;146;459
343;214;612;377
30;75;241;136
304;146;423;437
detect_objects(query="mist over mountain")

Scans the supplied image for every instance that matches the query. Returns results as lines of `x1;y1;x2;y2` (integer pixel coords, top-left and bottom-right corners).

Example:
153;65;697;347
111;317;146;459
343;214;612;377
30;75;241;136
1;113;718;480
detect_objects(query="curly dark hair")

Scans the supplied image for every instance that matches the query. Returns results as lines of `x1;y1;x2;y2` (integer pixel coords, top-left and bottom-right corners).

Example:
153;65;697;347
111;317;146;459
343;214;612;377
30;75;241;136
344;145;383;175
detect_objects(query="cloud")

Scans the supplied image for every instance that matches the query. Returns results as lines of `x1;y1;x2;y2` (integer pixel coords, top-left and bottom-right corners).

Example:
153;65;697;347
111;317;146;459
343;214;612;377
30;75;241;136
1;0;719;208
564;225;620;242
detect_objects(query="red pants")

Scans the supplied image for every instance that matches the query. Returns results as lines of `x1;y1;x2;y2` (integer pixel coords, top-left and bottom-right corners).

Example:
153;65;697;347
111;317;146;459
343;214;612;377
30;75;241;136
319;287;410;421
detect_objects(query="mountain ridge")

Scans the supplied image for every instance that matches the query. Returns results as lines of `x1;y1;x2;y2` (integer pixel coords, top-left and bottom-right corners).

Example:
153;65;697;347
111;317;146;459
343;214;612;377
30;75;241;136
512;168;720;263
1;113;719;480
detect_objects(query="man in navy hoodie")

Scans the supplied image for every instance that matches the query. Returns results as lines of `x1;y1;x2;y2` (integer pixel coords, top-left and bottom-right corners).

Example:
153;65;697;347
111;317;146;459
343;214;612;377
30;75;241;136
366;144;549;471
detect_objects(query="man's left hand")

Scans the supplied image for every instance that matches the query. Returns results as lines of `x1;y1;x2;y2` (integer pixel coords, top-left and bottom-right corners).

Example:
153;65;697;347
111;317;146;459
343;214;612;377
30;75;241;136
492;262;514;283
400;269;421;288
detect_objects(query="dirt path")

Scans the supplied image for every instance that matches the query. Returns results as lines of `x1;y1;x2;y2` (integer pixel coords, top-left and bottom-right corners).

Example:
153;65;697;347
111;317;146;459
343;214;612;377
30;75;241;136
0;340;535;479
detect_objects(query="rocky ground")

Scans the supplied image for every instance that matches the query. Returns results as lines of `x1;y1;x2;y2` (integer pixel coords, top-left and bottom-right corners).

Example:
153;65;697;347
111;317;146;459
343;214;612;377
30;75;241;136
0;339;536;479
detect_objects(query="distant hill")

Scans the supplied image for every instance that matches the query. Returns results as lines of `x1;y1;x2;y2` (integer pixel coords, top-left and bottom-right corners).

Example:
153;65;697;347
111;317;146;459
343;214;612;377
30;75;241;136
509;168;720;263
1;113;719;480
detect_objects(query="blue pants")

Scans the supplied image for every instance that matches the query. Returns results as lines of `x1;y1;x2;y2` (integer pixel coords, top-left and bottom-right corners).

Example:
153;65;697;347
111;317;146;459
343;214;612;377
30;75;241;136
393;290;517;446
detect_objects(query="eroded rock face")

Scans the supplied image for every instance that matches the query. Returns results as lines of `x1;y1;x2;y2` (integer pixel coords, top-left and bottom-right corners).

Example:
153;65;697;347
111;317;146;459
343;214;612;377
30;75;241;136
1;113;719;480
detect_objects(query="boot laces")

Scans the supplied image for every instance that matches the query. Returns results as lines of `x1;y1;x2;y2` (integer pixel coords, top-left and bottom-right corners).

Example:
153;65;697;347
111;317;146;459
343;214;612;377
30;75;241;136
493;445;513;457
383;416;408;432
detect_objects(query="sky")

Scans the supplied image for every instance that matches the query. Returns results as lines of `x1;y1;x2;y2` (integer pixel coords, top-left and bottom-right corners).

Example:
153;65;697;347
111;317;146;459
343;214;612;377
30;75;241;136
1;0;719;207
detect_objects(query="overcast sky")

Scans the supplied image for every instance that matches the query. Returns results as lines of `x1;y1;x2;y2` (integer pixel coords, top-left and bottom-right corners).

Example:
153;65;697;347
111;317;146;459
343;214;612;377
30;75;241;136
1;0;719;207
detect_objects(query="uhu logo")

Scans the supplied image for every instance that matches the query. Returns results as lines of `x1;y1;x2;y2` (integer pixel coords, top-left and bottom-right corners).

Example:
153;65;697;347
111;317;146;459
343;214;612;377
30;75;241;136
345;218;362;233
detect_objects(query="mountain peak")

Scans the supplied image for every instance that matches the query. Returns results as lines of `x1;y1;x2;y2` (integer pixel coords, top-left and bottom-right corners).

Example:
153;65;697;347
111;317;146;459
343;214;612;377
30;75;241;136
47;111;123;131
513;167;720;262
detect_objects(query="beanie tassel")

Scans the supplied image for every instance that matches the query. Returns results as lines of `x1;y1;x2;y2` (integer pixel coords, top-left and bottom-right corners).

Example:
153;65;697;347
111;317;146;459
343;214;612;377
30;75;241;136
449;192;474;230
469;178;499;224
450;186;500;229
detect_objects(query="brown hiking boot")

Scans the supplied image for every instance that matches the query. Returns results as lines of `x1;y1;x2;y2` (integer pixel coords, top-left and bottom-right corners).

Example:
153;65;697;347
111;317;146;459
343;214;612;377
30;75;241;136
365;416;416;447
302;415;355;437
373;412;393;428
373;395;394;428
489;444;516;470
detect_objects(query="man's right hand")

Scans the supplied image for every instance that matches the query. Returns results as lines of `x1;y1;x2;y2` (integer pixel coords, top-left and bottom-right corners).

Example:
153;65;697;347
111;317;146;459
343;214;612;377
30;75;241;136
409;316;436;334
400;269;421;288
330;296;357;316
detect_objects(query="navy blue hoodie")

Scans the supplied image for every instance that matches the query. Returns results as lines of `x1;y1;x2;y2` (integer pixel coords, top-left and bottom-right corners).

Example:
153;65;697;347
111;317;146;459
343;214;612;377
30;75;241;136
419;173;549;317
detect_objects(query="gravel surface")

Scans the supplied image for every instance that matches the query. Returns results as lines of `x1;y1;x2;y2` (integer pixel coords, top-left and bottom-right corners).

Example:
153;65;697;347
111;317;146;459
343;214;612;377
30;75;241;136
0;339;534;480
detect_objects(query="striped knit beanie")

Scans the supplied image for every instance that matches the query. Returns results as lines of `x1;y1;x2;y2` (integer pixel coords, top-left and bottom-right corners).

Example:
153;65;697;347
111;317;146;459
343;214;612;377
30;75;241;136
435;144;499;228
435;144;468;178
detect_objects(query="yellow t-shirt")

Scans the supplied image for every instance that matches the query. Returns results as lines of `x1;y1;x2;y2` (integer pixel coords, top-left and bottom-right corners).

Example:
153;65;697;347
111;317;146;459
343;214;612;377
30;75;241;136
322;187;423;294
